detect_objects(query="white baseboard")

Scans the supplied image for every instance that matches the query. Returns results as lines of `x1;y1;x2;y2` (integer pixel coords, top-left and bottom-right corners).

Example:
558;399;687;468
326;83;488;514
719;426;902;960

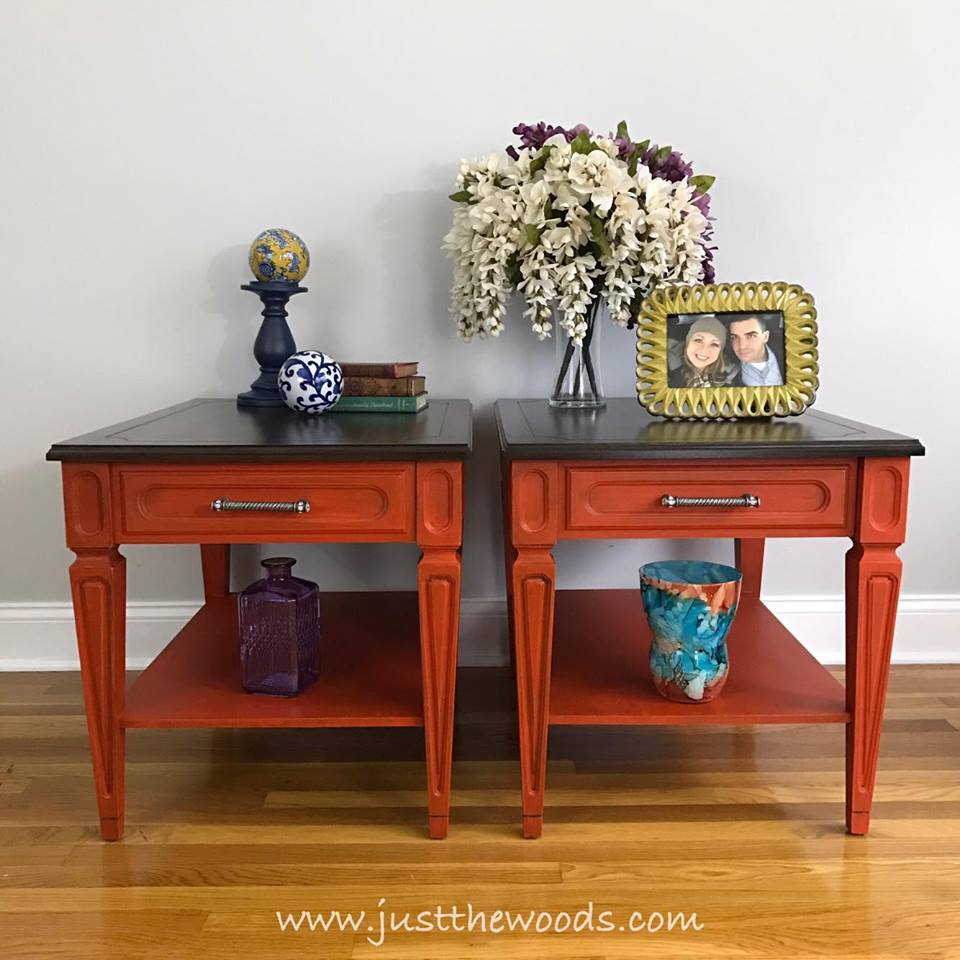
0;594;957;671
0;601;201;671
458;594;960;666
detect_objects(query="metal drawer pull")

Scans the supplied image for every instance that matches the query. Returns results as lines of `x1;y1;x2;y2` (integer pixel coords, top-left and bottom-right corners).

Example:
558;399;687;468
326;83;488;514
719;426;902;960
661;494;761;509
211;497;311;514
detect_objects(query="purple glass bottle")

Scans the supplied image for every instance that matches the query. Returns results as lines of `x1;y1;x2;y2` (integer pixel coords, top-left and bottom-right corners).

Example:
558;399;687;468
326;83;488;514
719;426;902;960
238;557;320;696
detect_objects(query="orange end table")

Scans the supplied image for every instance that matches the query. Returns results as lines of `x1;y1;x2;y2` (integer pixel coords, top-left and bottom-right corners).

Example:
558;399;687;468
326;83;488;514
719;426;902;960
496;399;924;839
47;398;471;840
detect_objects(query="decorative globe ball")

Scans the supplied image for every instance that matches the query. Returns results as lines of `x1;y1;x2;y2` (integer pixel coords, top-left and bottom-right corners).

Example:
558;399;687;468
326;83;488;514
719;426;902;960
278;351;343;414
248;228;310;283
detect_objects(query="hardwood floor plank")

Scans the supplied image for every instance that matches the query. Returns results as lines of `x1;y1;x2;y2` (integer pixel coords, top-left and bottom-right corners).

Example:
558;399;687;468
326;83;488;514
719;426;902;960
3;909;208;960
0;860;563;889
263;775;960;808
0;665;957;958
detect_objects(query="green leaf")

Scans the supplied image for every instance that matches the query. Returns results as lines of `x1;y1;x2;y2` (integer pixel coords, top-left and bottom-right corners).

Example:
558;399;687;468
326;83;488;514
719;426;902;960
689;174;716;194
628;139;650;177
588;213;612;258
615;120;630;141
523;223;541;247
448;190;472;203
529;147;550;175
654;144;672;163
570;131;595;154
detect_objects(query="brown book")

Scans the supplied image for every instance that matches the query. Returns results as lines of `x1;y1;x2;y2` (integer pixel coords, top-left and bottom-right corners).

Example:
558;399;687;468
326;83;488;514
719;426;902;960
343;375;426;397
339;361;418;378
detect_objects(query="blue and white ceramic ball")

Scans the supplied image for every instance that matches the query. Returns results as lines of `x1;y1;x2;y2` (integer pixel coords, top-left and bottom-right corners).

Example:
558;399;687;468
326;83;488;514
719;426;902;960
278;351;343;414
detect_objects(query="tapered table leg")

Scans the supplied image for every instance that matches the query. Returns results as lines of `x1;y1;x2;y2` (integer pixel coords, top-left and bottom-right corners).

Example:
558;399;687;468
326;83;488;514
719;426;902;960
69;547;126;841
200;544;231;600
418;547;461;839
416;462;464;839
845;458;910;835
513;546;556;839
508;461;559;839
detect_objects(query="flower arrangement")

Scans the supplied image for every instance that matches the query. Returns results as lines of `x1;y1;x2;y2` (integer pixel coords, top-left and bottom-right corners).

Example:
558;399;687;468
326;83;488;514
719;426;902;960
444;121;715;346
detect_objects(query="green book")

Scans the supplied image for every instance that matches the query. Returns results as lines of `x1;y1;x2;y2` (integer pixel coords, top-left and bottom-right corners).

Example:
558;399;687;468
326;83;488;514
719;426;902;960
331;393;429;414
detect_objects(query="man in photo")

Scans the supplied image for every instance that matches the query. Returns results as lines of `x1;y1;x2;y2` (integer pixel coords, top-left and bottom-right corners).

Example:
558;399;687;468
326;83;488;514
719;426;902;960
728;314;784;386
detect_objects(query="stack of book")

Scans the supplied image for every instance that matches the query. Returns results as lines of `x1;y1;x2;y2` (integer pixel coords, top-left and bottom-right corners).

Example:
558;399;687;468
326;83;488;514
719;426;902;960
334;362;428;413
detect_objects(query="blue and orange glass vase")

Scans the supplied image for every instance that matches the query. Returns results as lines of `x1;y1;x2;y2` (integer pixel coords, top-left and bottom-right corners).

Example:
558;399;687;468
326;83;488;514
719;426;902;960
238;557;321;696
639;560;742;703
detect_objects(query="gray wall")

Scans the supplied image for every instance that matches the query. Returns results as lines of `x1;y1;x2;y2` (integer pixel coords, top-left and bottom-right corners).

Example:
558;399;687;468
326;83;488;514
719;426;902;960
2;1;957;642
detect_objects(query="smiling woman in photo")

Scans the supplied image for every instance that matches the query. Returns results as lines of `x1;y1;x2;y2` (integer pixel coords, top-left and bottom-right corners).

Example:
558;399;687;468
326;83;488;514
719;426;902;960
680;316;730;387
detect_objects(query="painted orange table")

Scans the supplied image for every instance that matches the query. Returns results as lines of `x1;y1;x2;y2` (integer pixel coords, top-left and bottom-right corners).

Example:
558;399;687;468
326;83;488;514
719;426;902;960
496;399;924;839
47;398;471;840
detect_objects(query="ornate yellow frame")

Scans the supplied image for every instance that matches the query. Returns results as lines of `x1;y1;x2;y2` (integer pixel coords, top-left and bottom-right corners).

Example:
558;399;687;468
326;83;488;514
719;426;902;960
635;282;818;419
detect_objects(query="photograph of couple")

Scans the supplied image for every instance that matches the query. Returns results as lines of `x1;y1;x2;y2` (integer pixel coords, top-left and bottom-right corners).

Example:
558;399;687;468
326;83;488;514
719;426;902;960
667;311;786;389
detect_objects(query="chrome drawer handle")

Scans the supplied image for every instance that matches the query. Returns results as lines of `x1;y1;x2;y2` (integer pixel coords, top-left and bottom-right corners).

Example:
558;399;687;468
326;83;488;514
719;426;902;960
211;497;311;514
661;494;761;509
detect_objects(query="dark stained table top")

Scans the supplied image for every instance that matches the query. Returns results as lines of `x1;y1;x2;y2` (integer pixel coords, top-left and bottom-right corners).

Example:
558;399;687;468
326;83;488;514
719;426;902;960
495;399;924;460
47;398;473;463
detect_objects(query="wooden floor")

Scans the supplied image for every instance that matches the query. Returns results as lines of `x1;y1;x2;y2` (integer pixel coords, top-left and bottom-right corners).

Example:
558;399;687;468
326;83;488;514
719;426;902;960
2;666;960;959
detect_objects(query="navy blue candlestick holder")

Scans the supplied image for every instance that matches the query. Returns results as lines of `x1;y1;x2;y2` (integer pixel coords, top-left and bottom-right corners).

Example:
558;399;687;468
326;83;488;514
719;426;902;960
237;280;306;407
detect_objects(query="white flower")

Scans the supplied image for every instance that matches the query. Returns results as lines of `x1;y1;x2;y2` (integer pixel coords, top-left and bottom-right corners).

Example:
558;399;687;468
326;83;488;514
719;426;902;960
543;134;571;152
565;205;592;246
519;179;550;225
444;133;713;341
520;179;548;207
542;226;577;258
594;137;620;159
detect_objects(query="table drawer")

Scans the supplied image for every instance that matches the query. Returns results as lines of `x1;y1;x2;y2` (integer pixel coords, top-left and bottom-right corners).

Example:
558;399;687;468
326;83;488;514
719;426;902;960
562;461;855;537
114;464;415;541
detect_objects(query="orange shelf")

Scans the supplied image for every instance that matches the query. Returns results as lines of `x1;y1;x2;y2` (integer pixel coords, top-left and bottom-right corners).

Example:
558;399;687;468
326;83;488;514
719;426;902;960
549;590;848;725
122;592;424;729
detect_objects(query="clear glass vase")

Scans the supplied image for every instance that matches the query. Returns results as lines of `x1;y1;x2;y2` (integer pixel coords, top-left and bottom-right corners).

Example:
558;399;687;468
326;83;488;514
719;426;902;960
549;299;605;408
238;557;321;696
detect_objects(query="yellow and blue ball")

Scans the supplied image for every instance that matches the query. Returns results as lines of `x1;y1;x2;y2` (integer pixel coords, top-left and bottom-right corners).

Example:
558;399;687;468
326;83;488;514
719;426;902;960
248;228;310;283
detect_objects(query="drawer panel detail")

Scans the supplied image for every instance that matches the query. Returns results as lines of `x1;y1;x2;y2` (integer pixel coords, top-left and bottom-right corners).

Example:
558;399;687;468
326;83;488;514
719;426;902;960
114;464;415;541
563;462;855;537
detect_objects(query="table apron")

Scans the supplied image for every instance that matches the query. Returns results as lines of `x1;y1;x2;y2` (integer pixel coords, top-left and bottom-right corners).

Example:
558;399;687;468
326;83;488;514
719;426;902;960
557;459;857;539
111;463;418;541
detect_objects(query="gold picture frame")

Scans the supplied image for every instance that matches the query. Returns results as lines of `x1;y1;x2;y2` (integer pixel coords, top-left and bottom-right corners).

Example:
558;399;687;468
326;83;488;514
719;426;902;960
635;281;818;419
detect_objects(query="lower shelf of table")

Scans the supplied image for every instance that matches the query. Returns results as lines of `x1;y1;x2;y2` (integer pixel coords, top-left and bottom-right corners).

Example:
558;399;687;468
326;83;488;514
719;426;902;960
122;592;424;729
549;590;848;725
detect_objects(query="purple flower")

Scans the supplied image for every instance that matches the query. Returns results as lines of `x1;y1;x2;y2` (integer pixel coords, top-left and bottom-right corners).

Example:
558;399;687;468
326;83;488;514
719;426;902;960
642;144;694;183
511;122;567;151
508;121;594;155
702;253;716;284
606;125;637;161
613;137;635;161
691;192;716;282
565;123;592;141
